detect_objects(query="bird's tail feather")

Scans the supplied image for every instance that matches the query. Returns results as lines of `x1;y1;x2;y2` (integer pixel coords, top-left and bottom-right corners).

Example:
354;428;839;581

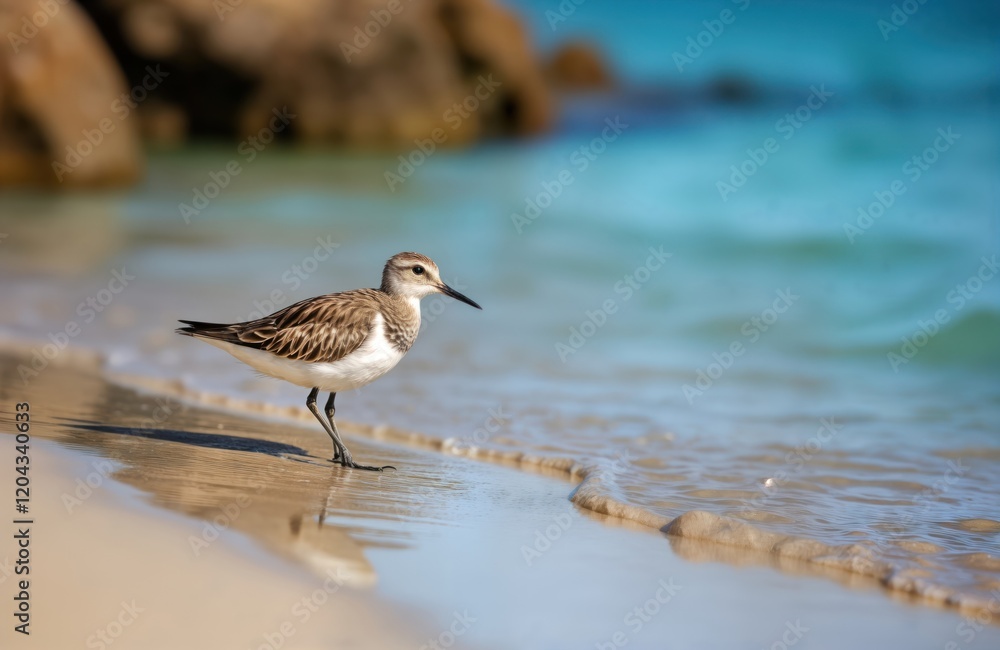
176;319;233;338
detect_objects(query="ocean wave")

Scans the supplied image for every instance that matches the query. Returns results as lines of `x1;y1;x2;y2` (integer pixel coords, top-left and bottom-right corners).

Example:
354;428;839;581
4;334;994;622
798;308;1000;367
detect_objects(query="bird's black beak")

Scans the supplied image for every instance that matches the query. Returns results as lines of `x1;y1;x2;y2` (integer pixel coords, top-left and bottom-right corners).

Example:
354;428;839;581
438;283;482;309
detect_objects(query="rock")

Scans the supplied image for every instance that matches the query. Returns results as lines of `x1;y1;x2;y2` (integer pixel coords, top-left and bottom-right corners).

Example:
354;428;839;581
139;102;187;146
0;0;142;187
0;0;553;186
546;41;613;91
79;0;553;147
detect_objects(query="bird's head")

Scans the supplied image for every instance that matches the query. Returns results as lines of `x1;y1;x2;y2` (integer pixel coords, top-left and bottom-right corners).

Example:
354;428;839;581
381;252;481;309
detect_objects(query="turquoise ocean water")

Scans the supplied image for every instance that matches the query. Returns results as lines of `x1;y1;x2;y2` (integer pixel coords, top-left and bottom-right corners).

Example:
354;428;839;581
1;0;998;611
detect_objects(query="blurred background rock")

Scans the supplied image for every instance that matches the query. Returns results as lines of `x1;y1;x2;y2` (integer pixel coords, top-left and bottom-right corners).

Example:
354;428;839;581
1;0;578;187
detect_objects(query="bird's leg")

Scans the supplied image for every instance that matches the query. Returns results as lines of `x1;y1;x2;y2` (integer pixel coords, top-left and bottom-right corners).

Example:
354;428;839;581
325;392;395;471
306;388;348;462
324;392;341;461
309;390;394;472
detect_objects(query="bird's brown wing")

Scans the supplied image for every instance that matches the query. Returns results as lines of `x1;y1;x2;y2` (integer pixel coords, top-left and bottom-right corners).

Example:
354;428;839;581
177;289;380;364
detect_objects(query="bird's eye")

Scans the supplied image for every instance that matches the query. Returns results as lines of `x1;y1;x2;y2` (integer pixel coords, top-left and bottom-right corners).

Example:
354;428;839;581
412;265;424;275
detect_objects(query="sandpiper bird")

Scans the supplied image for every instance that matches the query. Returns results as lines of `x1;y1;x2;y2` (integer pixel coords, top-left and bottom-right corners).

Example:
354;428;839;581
176;252;481;471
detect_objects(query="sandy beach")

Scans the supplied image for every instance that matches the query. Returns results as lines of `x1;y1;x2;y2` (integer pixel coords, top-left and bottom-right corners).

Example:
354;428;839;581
1;0;998;647
1;348;997;649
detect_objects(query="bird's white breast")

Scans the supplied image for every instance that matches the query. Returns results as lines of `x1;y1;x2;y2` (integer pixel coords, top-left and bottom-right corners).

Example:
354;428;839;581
204;314;408;393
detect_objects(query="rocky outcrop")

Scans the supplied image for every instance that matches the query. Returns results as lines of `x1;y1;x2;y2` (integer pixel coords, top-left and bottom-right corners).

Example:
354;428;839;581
0;0;143;186
80;0;553;146
546;41;613;91
0;0;554;186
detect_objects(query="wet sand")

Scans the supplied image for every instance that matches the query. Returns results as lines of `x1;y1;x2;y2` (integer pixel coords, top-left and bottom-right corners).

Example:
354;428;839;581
1;351;998;649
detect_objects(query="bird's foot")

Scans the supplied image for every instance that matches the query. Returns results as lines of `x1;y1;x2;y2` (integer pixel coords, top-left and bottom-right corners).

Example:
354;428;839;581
347;461;396;472
331;453;395;472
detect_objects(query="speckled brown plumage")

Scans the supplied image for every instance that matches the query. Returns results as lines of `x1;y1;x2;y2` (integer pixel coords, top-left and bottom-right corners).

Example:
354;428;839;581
177;288;420;364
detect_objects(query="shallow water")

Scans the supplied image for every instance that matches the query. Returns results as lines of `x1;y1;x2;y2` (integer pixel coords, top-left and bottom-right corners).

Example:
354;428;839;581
3;1;1000;609
3;96;998;611
8;356;995;650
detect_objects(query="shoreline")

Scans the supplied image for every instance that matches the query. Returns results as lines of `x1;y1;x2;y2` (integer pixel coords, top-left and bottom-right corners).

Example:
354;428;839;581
83;356;1000;619
1;345;998;648
1;337;998;627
